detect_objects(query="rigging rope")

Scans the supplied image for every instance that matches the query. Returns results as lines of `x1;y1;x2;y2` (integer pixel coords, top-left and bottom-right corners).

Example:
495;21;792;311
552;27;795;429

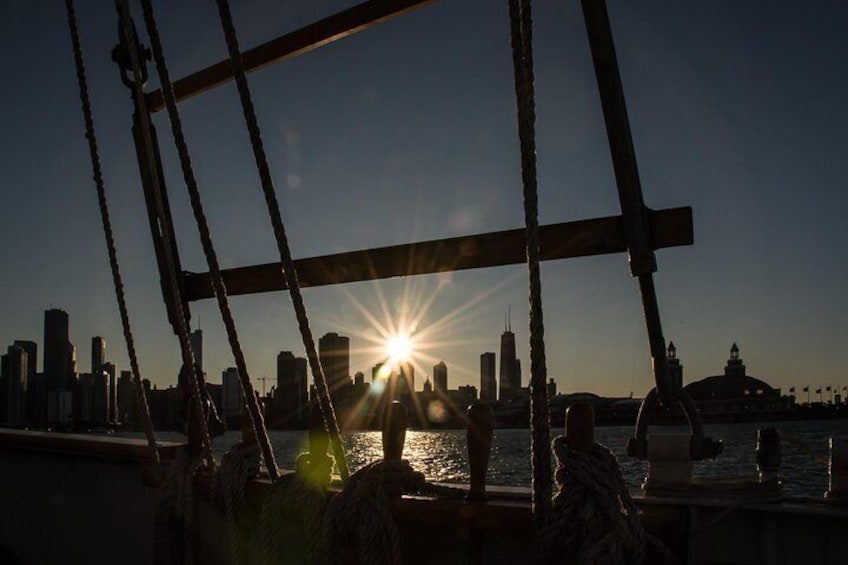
136;0;280;480
212;0;350;482
64;0;159;465
507;0;553;539
114;0;215;467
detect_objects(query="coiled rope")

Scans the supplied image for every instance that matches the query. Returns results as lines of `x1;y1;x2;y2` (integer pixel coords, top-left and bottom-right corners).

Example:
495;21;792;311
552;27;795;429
323;457;465;564
507;0;553;542
64;0;158;465
540;437;647;564
324;460;426;565
212;0;350;482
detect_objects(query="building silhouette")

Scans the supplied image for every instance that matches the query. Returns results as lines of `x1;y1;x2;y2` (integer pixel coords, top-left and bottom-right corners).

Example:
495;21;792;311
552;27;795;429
274;351;307;428
43;309;72;393
319;332;350;400
1;344;28;427
91;336;105;376
12;341;37;424
116;370;136;426
498;314;520;402
480;352;496;402
433;361;447;394
189;329;203;371
221;367;241;427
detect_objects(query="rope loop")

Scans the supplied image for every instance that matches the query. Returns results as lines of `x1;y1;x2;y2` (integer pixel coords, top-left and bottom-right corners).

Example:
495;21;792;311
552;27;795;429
539;437;646;564
324;460;428;565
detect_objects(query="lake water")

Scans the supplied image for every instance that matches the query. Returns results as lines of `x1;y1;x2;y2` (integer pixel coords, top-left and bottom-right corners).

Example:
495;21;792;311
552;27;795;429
157;419;848;498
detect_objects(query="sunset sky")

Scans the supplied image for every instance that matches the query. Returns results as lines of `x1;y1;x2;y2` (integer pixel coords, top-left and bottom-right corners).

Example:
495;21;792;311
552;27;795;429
1;0;846;398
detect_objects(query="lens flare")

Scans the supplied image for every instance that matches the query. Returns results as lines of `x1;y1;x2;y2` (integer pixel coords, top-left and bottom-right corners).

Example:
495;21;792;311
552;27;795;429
385;333;413;364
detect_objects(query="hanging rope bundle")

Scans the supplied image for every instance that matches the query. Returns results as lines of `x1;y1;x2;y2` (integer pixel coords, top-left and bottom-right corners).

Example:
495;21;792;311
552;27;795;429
212;0;349;482
540;437;647;564
64;0;159;465
507;0;553;540
154;448;206;565
211;442;261;565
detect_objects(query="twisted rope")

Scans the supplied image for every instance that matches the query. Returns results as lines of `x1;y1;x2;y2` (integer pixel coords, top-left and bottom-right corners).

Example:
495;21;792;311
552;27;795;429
324;460;428;565
114;0;214;466
539;437;646;564
507;0;552;537
154;449;205;565
212;442;261;565
64;0;158;465
212;0;349;482
136;0;279;480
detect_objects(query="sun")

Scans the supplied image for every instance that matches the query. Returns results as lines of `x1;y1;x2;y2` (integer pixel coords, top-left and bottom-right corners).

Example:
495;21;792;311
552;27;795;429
385;333;414;365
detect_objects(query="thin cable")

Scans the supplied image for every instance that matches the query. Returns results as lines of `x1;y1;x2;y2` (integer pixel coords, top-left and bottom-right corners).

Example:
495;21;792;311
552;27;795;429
136;0;280;480
65;0;159;465
507;0;552;540
213;0;349;481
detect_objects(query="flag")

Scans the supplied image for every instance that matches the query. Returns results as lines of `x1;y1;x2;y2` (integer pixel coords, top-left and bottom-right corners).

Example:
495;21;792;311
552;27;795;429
826;386;832;392
789;387;795;393
803;386;809;392
816;388;822;394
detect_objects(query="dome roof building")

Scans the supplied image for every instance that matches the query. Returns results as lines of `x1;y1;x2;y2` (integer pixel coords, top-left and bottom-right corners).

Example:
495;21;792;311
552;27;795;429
680;343;793;420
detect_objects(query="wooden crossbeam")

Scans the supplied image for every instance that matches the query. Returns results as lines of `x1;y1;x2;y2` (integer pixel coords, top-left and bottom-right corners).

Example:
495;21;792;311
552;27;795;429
146;0;436;112
180;206;692;301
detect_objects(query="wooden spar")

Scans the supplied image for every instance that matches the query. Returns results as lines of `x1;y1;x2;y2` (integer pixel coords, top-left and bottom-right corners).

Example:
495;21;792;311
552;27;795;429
145;0;436;112
180;206;692;301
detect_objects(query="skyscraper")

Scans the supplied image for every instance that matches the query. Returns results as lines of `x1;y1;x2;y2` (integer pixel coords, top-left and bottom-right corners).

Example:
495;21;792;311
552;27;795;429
91;336;106;376
498;314;519;402
189;329;203;372
318;332;350;400
480;352;496;402
397;361;414;395
102;361;117;423
276;351;307;428
433;361;447;394
43;309;72;392
13;340;37;425
221;367;242;422
2;345;28;426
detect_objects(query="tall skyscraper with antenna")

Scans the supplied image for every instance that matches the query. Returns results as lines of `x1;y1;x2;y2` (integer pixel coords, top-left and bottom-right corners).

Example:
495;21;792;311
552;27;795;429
498;308;520;402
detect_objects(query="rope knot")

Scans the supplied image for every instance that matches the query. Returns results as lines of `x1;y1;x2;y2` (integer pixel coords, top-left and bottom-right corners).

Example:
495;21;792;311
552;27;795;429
539;436;647;565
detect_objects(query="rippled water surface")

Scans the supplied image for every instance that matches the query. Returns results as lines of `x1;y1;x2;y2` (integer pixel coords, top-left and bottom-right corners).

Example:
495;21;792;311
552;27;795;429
156;419;848;498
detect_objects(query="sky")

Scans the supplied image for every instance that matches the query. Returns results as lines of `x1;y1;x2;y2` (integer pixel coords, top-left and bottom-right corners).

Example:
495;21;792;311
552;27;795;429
0;0;846;399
